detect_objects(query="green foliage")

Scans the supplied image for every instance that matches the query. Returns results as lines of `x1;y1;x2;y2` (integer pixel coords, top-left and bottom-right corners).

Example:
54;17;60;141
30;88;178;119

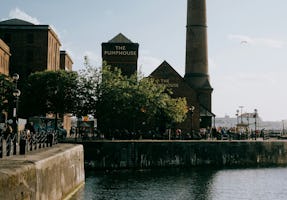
19;57;189;134
20;70;78;117
78;63;189;134
75;56;101;117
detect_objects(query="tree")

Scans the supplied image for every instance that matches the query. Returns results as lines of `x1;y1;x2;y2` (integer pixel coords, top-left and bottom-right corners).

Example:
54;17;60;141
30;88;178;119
20;70;79;119
95;65;188;135
74;58;189;135
75;56;101;117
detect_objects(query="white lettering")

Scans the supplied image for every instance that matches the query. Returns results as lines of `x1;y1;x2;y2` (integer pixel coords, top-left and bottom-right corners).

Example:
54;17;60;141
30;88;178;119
104;50;137;56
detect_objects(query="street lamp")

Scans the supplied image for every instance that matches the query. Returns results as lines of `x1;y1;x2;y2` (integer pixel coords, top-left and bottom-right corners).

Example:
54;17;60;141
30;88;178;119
189;106;195;134
282;120;285;136
236;109;239;125
12;73;19;87
254;109;258;140
12;73;20;155
239;106;244;124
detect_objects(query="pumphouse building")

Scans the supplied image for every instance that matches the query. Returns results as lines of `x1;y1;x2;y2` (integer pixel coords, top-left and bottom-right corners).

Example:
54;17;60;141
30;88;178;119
102;0;214;133
102;33;139;77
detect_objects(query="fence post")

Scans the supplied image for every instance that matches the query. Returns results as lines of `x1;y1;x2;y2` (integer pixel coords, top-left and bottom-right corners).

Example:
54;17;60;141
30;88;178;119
0;135;3;158
6;135;11;156
19;132;26;155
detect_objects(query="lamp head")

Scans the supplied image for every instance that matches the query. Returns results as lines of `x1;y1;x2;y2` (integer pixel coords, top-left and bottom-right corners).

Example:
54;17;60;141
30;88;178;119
12;73;19;81
13;89;21;97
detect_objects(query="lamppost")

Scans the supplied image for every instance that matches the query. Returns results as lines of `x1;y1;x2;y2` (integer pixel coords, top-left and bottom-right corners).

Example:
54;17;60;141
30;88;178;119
189;106;195;134
236;109;239;125
254;109;258;140
282;120;285;136
239;106;244;124
12;73;20;155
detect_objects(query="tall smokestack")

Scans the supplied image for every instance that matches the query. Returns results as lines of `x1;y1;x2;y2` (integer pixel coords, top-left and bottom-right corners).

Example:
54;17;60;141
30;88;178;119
185;0;210;88
184;0;213;126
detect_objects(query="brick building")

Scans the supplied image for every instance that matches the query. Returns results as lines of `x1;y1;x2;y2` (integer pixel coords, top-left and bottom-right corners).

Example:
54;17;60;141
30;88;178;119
0;38;10;75
150;61;200;132
0;18;73;132
60;50;73;71
150;61;215;132
0;18;62;81
102;33;139;77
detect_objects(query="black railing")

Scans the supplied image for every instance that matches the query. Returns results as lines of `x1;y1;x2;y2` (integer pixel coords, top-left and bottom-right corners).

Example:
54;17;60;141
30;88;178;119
0;129;60;158
64;129;276;142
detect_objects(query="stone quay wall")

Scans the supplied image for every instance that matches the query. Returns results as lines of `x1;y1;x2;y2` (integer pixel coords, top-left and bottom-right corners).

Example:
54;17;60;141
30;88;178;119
0;144;85;200
82;140;287;169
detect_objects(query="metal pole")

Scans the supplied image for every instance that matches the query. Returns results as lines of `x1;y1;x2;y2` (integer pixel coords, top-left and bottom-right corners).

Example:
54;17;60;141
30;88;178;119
282;120;284;135
12;73;20;155
254;109;257;140
239;106;244;124
189;106;195;134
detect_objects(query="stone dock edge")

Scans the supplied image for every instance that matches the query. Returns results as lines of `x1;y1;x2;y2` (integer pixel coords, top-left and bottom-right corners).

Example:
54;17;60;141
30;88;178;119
0;144;85;200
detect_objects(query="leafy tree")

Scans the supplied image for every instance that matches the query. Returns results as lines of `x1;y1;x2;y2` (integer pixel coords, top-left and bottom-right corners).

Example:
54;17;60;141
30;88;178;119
94;65;188;135
20;70;79;119
26;57;189;136
75;56;101;117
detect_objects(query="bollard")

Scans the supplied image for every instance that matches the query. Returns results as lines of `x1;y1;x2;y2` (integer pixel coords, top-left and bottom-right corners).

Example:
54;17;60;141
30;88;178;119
0;136;2;158
19;137;26;155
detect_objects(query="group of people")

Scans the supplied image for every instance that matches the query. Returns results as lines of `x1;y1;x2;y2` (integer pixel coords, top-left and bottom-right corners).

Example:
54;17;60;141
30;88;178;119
0;122;13;140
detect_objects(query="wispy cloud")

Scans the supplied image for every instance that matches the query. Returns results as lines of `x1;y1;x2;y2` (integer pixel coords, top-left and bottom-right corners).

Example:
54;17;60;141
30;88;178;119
8;8;40;24
228;34;285;48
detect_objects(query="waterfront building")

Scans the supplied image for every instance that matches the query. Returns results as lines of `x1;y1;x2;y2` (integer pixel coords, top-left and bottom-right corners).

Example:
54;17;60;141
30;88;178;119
102;33;139;77
0;38;10;75
60;50;73;71
0;18;73;132
100;0;214;132
184;0;213;128
150;0;214;130
214;115;284;131
0;18;62;81
150;61;200;131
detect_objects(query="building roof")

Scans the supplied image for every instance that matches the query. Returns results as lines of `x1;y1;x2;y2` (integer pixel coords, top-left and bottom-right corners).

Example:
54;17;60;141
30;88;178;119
60;50;74;64
149;60;183;79
0;18;61;46
0;18;35;25
108;33;133;43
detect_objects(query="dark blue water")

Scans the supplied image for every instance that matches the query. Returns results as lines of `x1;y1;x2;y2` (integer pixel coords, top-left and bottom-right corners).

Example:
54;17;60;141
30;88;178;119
71;167;287;200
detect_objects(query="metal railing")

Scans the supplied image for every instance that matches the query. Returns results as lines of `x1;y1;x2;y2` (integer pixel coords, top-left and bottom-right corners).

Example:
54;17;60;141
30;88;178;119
0;129;60;158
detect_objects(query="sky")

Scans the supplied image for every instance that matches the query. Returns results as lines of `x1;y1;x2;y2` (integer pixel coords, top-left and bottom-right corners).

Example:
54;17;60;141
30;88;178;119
1;0;287;122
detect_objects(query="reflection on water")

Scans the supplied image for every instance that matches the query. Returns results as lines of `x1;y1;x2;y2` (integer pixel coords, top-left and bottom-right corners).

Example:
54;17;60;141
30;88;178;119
71;167;287;200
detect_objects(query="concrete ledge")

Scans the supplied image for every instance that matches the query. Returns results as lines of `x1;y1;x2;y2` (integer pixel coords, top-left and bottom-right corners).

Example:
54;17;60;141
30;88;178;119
0;144;85;200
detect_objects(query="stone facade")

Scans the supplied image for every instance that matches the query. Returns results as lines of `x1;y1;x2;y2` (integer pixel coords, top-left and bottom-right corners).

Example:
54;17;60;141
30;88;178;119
0;38;10;75
0;144;85;200
82;141;287;170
